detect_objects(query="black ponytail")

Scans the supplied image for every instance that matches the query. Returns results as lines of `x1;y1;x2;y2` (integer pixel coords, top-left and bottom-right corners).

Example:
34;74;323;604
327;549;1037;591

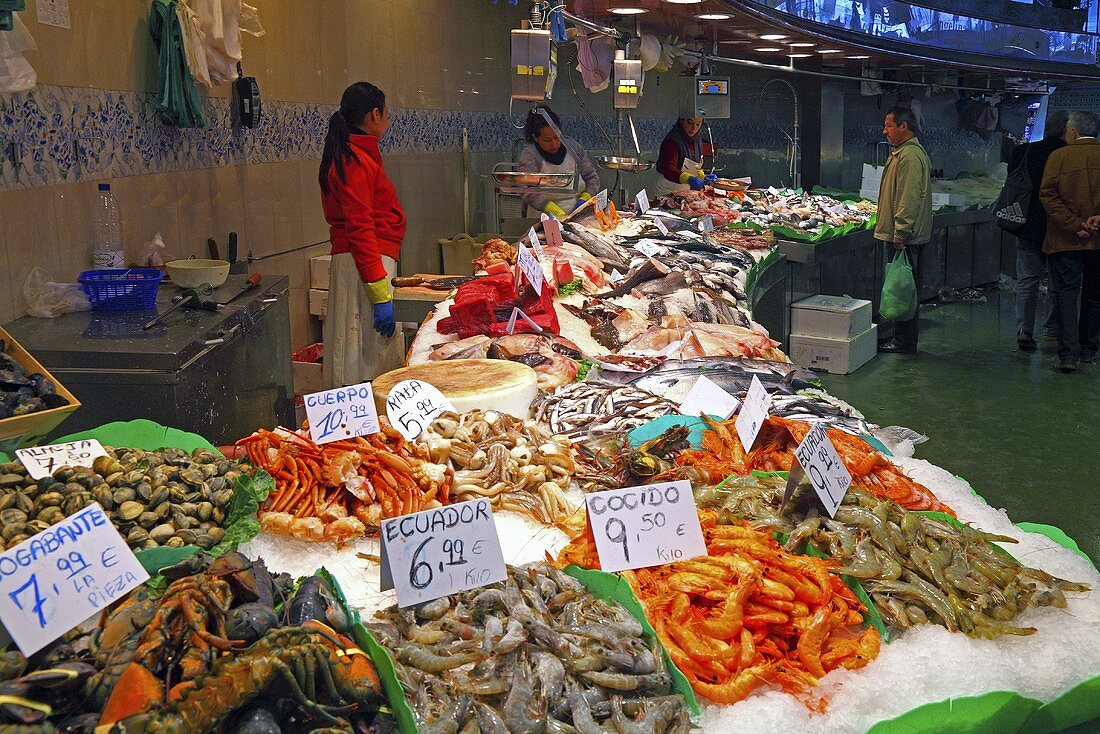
319;81;386;193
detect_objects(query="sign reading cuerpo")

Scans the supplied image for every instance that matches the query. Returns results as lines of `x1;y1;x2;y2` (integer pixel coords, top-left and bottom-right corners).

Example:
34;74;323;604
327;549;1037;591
385;379;456;441
16;440;109;481
586;481;707;573
789;422;852;517
379;497;506;607
0;503;148;655
304;382;380;445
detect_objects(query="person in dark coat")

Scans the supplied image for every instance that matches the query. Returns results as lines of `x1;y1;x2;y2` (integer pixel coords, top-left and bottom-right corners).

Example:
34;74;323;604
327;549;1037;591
1009;109;1069;351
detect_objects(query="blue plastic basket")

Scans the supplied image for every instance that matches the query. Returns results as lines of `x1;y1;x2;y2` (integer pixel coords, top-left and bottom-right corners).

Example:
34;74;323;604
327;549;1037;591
78;268;164;311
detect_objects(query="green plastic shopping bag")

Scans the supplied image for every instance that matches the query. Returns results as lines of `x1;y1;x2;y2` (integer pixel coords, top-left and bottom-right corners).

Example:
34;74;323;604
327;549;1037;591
880;249;918;321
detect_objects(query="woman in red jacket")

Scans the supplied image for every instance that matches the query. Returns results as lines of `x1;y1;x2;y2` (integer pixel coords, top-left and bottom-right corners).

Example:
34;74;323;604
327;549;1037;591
319;82;406;388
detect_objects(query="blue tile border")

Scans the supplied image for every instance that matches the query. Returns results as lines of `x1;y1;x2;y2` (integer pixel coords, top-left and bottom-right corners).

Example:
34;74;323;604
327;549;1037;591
0;84;997;192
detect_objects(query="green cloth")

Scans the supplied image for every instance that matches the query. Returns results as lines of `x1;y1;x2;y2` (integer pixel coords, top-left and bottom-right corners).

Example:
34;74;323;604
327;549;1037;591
148;0;206;128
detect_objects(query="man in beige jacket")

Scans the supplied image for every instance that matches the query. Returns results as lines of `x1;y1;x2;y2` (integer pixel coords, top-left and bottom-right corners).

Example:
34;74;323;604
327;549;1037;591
1039;110;1100;374
875;107;933;354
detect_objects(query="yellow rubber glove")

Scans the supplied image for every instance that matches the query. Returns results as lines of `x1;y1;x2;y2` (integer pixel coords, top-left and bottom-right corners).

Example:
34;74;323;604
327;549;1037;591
678;171;693;185
363;278;392;304
544;201;567;219
579;191;592;201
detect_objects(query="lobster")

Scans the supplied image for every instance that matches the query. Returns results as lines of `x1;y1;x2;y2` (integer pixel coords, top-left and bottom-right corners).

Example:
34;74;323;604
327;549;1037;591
104;621;380;733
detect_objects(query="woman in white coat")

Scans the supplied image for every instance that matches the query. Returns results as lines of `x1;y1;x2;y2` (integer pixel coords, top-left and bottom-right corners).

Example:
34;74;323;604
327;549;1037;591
516;105;601;219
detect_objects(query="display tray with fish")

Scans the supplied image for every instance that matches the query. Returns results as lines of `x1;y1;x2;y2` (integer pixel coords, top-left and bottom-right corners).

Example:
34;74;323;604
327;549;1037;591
532;381;679;441
604;356;820;395
562;221;631;270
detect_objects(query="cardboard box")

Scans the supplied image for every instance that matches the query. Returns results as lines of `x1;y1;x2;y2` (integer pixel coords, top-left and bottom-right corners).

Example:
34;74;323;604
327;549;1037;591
291;343;323;396
309;288;328;319
0;326;82;452
310;255;331;290
792;295;873;339
789;324;878;375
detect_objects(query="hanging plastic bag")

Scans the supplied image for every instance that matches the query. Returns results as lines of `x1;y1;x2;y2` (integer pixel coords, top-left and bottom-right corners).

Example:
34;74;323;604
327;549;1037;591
23;268;91;318
0;13;37;93
139;232;174;267
880;250;918;321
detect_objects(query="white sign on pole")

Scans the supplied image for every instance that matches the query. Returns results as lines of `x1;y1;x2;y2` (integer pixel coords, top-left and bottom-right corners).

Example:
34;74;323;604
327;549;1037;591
528;227;545;261
735;375;770;451
635;189;650;214
679;376;740;420
585;481;707;573
516;244;544;296
699;214;715;232
0;503;148;655
790;423;852;517
596;189;609;212
654;217;670;236
385;379;456;441
379;498;507;607
17;440;109;481
304;383;380;445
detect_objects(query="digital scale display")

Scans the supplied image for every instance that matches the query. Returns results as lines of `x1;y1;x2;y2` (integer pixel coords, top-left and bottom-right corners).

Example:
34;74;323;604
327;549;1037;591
697;79;728;96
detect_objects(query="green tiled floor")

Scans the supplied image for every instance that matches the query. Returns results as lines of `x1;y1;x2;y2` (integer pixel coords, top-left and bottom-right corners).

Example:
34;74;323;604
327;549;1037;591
819;290;1100;566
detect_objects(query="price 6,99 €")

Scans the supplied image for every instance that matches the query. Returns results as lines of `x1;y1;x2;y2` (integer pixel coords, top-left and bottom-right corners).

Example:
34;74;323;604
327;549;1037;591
407;536;492;590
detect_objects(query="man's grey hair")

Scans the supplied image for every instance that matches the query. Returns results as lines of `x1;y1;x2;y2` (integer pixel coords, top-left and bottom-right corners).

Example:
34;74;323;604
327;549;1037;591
886;106;919;133
1068;111;1100;138
1046;109;1069;138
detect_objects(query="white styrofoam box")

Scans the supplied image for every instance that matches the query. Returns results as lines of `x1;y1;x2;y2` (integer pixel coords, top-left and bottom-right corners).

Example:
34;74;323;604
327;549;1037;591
309;288;328;319
932;192;965;209
858;188;880;203
310;255;331;290
789;324;878;375
791;295;873;339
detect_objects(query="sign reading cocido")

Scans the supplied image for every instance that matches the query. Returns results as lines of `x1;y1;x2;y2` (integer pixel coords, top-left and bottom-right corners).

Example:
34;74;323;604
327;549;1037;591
585;480;707;573
379;497;506;607
303;382;380;445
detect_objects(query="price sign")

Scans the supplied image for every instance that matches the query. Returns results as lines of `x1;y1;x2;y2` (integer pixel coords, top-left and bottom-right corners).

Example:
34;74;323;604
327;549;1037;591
679;376;740;420
699;214;714;232
543;217;564;248
653;217;670;236
735;375;770;451
379;498;507;607
635;189;650;214
304;382;380;445
609;269;626;284
17;440;109;480
596;189;609;212
635;239;661;257
585;481;707;573
527;227;545;261
786;423;852;518
516;244;544;296
0;503;148;655
385;379;456;441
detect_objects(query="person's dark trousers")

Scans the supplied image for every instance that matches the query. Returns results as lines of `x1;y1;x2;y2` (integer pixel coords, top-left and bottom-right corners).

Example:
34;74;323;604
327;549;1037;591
1048;250;1100;361
1015;237;1046;339
889;242;923;349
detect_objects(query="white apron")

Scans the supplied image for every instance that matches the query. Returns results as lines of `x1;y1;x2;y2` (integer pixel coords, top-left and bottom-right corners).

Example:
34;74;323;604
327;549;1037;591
541;153;582;212
653;155;703;197
323;252;406;389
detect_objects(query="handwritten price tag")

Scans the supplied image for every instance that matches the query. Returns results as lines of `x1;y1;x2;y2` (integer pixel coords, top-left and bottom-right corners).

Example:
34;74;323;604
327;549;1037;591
786;423;852;517
516;244;544;296
699;214;714;232
679;376;740;420
379;498;507;607
586;481;707;573
735;375;770;451
506;307;544;335
527;227;545;261
609;269;626;284
635;239;661;257
17;440;109;481
653;217;670;236
596;189;609;212
304;382;380;445
0;503;148;655
385;379;456;441
635;189;650;214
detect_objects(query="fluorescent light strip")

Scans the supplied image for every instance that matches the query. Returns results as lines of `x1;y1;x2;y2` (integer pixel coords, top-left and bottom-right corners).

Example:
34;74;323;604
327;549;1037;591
610;7;648;14
696;13;732;19
760;34;788;40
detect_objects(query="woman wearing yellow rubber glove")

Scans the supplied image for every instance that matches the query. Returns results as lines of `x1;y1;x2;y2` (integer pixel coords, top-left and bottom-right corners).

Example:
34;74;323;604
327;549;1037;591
654;117;717;196
517;105;601;219
319;82;407;388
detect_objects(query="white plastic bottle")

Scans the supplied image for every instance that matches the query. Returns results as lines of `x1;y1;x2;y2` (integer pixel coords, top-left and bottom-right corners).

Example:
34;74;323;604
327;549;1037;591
91;183;125;269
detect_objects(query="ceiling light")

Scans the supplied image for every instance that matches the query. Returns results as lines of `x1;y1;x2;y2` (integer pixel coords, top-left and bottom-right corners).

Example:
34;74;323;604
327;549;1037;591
847;55;870;59
788;41;815;47
609;6;648;14
719;39;750;44
760;34;788;40
788;53;811;58
696;12;732;19
663;0;703;4
817;49;843;53
755;47;783;52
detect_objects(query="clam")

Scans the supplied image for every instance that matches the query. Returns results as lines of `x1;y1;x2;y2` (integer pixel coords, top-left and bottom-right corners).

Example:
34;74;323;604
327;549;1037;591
123;470;145;486
13;493;33;514
0;494;15;511
0;474;25;488
149;524;176;544
206;527;225;544
35;506;65;525
154;501;171;519
127;527;149;545
36;491;63;507
5;534;28;548
64;494;90;515
179;468;205;487
212;489;234;508
139;511;159;529
196;502;214;522
27;520;49;533
0;508;27;525
117;501;144;522
93;485;114;510
113;487;136;504
92;455;122;475
175;528;199;545
105;472;126;487
1;521;28;540
136;482;154;501
164;536;185;548
149;487;170;507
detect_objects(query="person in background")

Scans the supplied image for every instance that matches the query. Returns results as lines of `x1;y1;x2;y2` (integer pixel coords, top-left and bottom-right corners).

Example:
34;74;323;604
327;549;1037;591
1039;111;1100;374
655;117;718;196
875;106;933;354
318;81;407;388
517;105;601;219
1009;109;1069;352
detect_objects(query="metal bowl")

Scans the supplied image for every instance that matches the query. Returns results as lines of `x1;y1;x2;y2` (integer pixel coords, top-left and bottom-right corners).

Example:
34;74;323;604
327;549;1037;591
595;155;654;172
491;171;576;187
